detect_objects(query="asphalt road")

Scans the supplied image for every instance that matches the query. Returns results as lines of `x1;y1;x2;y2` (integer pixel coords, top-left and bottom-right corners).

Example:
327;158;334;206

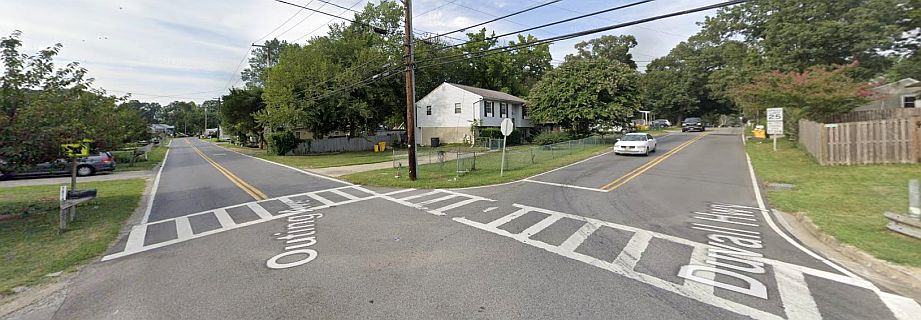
45;133;920;320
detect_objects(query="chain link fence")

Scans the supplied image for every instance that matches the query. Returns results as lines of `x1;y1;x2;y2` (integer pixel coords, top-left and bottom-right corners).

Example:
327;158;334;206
390;135;616;178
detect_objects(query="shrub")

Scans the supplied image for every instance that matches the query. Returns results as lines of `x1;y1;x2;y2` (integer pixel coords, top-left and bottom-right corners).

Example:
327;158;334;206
531;131;571;145
478;127;522;144
266;130;300;155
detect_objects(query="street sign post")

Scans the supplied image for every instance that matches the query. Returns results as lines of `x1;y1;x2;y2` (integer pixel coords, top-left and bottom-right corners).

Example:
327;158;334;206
766;108;783;151
500;118;514;177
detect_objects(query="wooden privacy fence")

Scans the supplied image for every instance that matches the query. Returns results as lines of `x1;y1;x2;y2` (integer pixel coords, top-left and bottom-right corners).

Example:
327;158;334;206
293;131;403;154
799;118;921;165
826;108;921;123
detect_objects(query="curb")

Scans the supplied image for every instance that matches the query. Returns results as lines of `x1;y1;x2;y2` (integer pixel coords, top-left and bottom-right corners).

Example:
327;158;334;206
772;208;921;302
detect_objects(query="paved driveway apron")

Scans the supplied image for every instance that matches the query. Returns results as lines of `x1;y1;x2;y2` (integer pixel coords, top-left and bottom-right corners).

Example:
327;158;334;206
52;132;919;320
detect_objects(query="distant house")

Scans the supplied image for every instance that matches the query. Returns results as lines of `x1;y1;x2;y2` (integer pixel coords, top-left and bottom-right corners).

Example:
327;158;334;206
415;82;532;146
149;124;174;135
856;78;919;111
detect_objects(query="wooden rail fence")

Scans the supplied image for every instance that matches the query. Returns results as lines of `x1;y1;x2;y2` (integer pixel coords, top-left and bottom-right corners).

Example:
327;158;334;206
799;117;921;165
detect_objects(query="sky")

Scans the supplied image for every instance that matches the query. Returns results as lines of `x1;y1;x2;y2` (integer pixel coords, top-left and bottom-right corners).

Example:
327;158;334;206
0;0;727;105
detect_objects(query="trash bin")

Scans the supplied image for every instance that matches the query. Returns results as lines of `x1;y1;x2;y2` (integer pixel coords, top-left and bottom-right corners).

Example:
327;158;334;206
373;144;380;152
378;141;386;151
431;137;440;147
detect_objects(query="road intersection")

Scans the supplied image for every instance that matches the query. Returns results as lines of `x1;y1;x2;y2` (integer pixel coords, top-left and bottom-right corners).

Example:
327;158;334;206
51;131;920;319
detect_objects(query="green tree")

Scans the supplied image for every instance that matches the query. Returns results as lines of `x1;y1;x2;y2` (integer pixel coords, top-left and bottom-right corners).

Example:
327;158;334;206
1;31;144;171
241;39;294;89
565;35;638;69
119;100;162;123
220;87;265;142
700;0;910;79
730;64;872;136
528;59;642;135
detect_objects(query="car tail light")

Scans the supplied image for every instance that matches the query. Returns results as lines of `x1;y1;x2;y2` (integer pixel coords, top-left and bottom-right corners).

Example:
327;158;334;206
102;153;113;164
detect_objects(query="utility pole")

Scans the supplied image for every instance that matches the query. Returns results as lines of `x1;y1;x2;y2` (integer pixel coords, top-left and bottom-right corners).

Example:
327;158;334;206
203;101;208;137
403;0;417;181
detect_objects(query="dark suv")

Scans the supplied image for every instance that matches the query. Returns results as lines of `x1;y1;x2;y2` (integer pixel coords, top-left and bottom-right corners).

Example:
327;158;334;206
0;152;116;180
681;117;706;132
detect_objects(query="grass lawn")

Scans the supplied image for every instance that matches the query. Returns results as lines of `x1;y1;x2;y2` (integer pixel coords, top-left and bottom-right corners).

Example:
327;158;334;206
343;143;612;189
219;144;392;169
0;179;147;295
747;138;921;267
113;139;170;172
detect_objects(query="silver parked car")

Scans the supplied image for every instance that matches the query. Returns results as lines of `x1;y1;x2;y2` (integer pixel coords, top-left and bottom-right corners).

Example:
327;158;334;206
0;151;116;180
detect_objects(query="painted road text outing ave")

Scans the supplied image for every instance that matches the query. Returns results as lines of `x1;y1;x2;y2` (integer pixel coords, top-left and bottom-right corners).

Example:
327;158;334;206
267;199;324;269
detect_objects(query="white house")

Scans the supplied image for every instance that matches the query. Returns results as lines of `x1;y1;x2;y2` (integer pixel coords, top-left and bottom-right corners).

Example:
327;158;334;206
415;82;532;146
855;78;919;111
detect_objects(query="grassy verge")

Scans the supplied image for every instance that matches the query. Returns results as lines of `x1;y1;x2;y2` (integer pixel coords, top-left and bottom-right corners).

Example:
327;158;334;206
219;144;392;169
343;144;611;189
746;139;921;267
0;179;147;295
113;139;170;172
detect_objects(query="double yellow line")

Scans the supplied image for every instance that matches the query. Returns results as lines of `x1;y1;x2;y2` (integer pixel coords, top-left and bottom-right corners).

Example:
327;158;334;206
600;133;708;192
186;139;268;200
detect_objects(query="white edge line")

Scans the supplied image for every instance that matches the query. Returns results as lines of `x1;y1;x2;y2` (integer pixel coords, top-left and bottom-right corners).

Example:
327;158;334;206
744;152;861;279
141;139;172;224
521;179;608;193
209;140;353;186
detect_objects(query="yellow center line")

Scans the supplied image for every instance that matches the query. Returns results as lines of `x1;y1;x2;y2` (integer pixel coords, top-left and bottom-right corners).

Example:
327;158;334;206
186;139;268;200
600;133;709;191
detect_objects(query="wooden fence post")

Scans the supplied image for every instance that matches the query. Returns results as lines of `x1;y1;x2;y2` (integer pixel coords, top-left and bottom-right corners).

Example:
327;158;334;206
913;117;921;163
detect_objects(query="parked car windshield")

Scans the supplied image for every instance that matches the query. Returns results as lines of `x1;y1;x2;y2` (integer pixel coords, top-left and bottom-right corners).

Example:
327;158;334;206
621;135;648;141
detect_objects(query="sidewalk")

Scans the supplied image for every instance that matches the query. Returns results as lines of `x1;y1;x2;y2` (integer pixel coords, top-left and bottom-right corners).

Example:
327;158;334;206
0;170;153;188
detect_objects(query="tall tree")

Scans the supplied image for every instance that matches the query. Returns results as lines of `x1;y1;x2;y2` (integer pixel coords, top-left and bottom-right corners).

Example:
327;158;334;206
699;0;911;79
241;38;294;89
220;87;265;142
565;35;638;69
1;31;145;170
528;59;641;135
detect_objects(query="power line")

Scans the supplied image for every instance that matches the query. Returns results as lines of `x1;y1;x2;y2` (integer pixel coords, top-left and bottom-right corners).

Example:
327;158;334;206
419;0;563;43
271;0;389;33
256;1;316;42
431;0;655;52
293;0;367;42
413;0;459;18
301;0;748;105
524;0;686;38
415;1;746;70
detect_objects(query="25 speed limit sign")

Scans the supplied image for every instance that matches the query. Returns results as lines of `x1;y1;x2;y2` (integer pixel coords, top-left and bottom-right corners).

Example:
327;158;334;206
766;108;783;135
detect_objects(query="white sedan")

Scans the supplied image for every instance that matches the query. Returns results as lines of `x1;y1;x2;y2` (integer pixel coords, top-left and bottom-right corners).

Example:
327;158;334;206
614;133;657;156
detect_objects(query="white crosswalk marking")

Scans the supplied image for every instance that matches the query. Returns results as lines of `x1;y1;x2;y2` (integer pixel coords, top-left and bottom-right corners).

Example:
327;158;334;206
175;216;194;239
213;208;235;228
683;246;715;295
102;186;385;261
124;225;147;252
775;264;822;320
612;230;653;271
388;192;921;320
307;193;335;206
558;222;599;252
247;203;273;219
415;194;457;207
329;189;359;200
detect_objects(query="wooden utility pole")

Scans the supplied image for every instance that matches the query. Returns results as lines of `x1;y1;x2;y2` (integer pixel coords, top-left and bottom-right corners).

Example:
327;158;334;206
403;0;417;180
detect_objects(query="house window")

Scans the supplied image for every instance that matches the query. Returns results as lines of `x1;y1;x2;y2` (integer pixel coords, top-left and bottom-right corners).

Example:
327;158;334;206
455;103;461;114
904;95;917;108
484;101;494;117
500;103;508;118
294;131;301;139
426;105;432;115
521;104;529;119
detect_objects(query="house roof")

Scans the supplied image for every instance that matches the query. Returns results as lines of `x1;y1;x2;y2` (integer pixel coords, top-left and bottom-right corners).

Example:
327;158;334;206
447;83;526;103
875;78;919;90
150;124;175;130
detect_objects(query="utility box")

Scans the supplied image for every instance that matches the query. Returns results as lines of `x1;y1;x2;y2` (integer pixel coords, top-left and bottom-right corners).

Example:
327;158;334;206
430;137;440;147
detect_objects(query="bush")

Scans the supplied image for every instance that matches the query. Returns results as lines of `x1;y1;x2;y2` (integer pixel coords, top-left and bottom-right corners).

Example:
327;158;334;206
111;150;135;164
531;131;571;145
267;130;300;155
478;127;522;144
